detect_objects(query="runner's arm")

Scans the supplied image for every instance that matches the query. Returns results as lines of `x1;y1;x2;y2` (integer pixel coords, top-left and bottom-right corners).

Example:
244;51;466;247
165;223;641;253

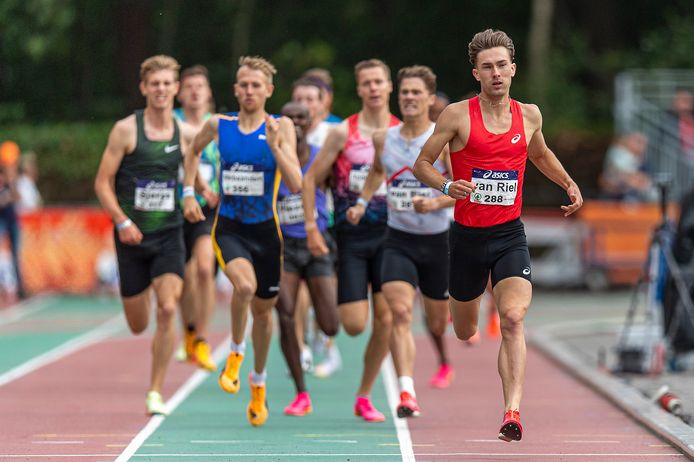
525;105;583;216
183;116;218;222
269;115;302;193
414;105;474;200
347;129;386;224
303;122;346;255
94;118;143;244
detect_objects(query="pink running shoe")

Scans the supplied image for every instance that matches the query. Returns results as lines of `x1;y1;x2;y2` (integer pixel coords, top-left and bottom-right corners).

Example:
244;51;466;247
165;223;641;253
354;396;385;422
396;391;421;418
429;363;455;389
498;409;523;442
284;391;313;416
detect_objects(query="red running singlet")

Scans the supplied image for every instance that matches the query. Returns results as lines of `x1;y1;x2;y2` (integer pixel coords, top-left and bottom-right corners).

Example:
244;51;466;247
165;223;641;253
450;96;528;227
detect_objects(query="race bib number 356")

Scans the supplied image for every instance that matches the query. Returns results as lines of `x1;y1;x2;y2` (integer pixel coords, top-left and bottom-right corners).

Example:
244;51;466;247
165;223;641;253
470;168;518;206
222;164;264;196
135;179;176;211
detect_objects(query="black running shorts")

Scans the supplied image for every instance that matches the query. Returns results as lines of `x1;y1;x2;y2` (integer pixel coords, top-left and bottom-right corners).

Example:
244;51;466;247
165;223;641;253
183;204;216;262
114;226;185;297
283;233;336;279
381;227;449;300
335;225;387;304
449;218;531;302
212;215;281;299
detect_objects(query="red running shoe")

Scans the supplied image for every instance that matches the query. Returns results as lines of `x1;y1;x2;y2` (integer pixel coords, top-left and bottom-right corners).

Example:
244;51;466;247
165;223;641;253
498;409;523;442
354;396;385;422
429;363;454;389
396;391;421;418
284;391;312;416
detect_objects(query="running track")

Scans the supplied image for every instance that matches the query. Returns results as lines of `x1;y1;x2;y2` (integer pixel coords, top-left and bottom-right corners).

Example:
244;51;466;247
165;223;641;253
0;296;685;461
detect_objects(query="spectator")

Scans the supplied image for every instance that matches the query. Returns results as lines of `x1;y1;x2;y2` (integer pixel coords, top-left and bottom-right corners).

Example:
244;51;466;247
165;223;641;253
0;164;26;299
16;152;42;213
599;132;657;202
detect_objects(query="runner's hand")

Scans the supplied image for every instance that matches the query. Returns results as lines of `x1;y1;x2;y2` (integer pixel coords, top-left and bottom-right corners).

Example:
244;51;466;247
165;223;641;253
447;179;476;200
200;187;219;209
265;114;281;150
561;182;583;217
413;196;436;213
306;226;329;256
346;204;365;225
183;196;205;223
119;223;143;245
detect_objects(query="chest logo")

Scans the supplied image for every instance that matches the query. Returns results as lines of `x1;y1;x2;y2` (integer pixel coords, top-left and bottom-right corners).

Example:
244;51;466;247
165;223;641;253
164;144;179;153
511;134;521;144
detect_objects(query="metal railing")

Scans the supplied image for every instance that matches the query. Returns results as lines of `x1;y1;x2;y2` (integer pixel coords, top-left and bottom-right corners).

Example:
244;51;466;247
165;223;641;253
615;70;694;201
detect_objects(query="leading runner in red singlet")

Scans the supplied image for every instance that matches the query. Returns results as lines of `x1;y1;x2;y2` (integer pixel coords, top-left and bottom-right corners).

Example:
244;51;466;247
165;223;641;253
414;29;583;442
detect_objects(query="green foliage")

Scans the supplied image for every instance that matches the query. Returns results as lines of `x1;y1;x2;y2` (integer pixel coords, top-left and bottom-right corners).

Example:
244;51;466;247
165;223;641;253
2;122;111;203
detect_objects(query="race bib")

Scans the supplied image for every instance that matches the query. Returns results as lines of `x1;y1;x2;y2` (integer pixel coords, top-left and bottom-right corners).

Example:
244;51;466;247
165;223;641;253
222;164;264;196
277;193;314;225
388;179;433;211
349;165;386;196
134;179;175;212
469;168;518;206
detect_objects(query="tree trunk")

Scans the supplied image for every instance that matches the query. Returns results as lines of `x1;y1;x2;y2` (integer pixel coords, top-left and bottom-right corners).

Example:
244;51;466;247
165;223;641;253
527;0;554;109
230;0;256;70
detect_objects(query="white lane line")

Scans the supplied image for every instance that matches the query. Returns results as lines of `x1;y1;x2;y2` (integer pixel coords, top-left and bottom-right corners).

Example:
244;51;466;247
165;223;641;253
31;441;84;445
381;354;415;462
114;335;231;462
312;440;358;444
190;440;265;444
0;313;123;387
564;440;620;443
0;453;685;459
0;295;51;327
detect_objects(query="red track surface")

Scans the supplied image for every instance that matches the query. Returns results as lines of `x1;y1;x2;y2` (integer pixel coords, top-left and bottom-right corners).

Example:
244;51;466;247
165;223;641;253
409;336;682;461
0;332;224;460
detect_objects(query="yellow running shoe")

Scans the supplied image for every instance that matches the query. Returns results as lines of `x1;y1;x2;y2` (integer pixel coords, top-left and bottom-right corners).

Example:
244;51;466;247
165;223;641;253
145;390;168;416
194;340;217;372
218;352;244;394
247;377;269;427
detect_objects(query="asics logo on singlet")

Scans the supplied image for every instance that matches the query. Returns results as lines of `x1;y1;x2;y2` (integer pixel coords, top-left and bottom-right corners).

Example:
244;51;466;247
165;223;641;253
164;144;179;153
230;163;254;171
511;134;521;144
258;134;267;140
483;171;510;180
522;267;531;276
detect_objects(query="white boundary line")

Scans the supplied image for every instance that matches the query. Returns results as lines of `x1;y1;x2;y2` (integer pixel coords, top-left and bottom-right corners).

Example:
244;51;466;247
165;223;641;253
0;452;686;459
381;354;415;462
115;335;231;462
0;313;123;387
0;295;51;327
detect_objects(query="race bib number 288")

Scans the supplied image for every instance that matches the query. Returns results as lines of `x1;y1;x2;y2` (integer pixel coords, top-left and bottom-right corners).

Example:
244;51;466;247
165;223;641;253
469;168;518;206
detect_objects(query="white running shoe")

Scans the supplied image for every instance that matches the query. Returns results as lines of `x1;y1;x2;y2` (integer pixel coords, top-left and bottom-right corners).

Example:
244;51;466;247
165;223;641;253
300;344;314;373
313;345;342;378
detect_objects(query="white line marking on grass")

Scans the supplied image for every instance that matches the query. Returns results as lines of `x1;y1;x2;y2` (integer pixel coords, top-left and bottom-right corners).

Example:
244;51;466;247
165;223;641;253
381;354;415;462
312;440;358;444
0;295;50;327
115;335;230;462
0;314;123;387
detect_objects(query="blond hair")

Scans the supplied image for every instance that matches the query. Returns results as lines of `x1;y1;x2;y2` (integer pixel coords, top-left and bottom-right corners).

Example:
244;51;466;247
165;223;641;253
354;59;391;83
238;56;277;83
397;65;436;94
468;29;515;67
140;55;180;82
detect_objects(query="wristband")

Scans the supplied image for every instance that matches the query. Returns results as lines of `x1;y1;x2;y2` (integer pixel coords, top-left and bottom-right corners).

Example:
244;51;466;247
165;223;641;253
182;186;195;198
116;218;133;231
356;197;369;208
441;180;453;196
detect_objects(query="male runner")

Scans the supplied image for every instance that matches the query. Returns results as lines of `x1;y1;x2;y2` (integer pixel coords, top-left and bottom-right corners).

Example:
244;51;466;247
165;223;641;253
302;59;399;422
94;55;191;415
174;64;219;371
183;56;302;427
414;29;583;441
347;65;453;417
275;101;339;416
